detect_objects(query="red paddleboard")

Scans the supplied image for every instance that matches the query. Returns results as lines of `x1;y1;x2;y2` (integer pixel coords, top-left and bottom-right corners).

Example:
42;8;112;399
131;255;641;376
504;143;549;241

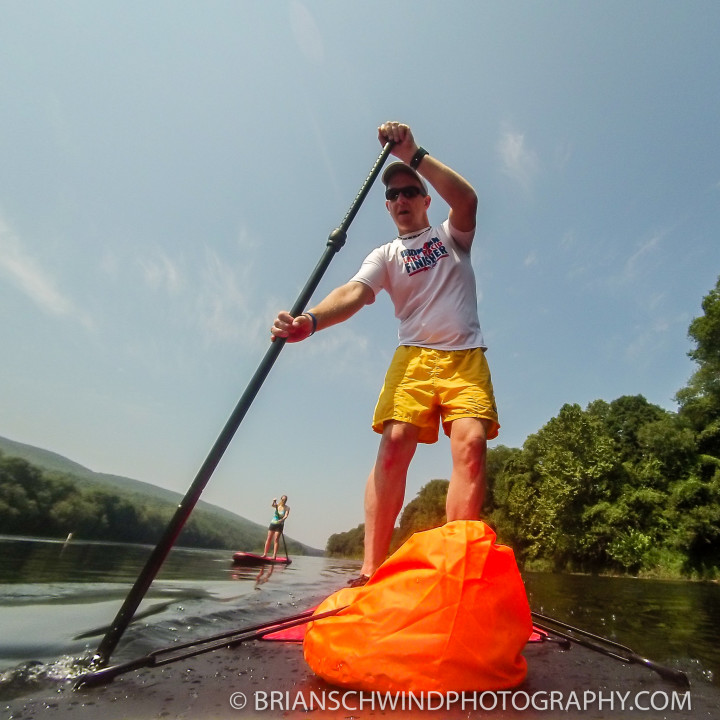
262;612;318;643
259;601;550;646
263;624;550;644
232;551;292;566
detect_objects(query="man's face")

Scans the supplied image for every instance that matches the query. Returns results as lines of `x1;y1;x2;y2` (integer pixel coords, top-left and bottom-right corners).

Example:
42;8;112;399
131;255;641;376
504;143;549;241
385;171;430;233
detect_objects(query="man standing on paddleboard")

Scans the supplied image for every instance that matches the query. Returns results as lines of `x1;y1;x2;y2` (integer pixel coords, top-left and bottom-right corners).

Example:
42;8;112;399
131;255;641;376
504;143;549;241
271;121;499;586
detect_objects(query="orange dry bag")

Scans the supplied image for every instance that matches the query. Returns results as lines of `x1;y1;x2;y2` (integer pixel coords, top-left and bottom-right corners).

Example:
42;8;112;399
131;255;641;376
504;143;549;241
304;520;532;693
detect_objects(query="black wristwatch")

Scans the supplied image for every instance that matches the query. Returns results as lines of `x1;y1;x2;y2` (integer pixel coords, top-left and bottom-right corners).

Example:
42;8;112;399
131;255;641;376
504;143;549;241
410;147;429;170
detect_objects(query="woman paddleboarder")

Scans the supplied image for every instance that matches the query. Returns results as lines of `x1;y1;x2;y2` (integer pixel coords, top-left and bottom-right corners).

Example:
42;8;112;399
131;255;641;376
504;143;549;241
262;495;290;559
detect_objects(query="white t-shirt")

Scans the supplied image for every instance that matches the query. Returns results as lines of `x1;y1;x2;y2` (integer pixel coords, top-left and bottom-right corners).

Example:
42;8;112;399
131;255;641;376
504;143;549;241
350;219;486;350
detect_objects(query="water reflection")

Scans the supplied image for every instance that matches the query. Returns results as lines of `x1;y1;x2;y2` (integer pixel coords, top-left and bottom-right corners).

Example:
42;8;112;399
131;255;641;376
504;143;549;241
524;572;719;684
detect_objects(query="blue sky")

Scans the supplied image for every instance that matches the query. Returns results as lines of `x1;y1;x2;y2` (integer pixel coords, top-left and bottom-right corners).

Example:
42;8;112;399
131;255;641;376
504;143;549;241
2;1;719;550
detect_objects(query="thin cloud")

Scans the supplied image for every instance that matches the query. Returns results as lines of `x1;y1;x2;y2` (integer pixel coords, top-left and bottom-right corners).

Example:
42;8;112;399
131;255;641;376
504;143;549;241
0;216;90;326
290;0;324;65
189;227;279;349
621;232;663;283
624;317;671;362
498;130;539;193
294;322;379;389
138;250;182;294
560;230;576;249
195;246;257;344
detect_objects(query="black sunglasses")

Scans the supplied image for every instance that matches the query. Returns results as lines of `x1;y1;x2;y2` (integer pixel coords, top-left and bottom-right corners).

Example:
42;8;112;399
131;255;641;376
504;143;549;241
385;185;426;201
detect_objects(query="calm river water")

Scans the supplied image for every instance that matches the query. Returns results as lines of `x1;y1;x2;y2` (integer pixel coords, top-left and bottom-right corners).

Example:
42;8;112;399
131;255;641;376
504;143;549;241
0;535;717;702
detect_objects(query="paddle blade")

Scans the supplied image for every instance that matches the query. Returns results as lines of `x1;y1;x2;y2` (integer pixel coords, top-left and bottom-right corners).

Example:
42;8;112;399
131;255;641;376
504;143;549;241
632;655;690;688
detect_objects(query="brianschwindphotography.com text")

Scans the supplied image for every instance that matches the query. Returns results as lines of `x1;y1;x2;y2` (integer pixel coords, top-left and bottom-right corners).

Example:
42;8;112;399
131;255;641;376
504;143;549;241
228;688;692;713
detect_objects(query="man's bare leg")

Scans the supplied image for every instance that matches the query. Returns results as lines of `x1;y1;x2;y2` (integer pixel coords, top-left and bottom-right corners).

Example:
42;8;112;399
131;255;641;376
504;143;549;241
446;417;490;520
360;421;419;577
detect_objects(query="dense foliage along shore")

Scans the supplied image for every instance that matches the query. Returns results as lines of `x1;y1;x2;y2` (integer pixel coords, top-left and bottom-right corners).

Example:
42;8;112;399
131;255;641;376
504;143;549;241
0;446;315;554
327;277;720;580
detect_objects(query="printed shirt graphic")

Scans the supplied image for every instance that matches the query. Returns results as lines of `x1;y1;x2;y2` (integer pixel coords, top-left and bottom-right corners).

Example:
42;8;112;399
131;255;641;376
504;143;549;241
351;220;486;351
401;236;450;275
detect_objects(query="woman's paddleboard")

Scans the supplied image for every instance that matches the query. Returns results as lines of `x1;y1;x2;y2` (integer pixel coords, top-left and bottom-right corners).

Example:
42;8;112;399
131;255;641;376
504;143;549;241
232;551;292;566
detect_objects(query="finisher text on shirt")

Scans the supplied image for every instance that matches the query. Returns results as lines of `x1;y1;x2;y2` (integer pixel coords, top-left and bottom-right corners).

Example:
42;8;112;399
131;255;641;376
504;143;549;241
401;237;448;275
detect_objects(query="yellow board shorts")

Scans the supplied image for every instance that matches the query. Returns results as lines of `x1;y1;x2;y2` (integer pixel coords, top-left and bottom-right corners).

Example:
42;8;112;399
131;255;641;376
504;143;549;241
372;346;500;444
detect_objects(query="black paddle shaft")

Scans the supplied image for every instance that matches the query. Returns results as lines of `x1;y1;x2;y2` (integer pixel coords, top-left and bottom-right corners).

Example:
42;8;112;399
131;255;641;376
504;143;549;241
92;141;395;667
78;605;346;688
532;612;690;687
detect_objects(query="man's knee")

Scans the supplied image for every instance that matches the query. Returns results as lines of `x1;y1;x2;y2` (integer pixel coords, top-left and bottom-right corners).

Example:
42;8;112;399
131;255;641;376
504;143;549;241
450;419;489;475
377;421;419;470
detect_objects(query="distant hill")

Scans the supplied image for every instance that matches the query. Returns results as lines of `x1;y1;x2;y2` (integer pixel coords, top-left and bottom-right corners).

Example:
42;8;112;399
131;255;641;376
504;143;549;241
0;434;323;555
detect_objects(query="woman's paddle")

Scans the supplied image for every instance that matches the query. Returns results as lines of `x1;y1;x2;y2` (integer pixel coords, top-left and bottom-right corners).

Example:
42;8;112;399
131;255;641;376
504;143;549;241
281;531;291;563
91;140;395;668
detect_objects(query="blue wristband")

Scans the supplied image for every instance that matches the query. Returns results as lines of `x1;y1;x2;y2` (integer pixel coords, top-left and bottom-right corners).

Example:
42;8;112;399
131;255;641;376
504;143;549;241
304;312;318;335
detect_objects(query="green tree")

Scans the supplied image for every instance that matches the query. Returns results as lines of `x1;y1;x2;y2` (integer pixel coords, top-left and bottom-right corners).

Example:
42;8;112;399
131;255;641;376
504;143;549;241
484;444;521;514
636;417;697;484
588;395;668;464
496;404;620;570
326;524;365;558
0;455;44;534
669;468;720;577
50;495;107;537
0;451;275;550
393;479;449;549
676;275;720;458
